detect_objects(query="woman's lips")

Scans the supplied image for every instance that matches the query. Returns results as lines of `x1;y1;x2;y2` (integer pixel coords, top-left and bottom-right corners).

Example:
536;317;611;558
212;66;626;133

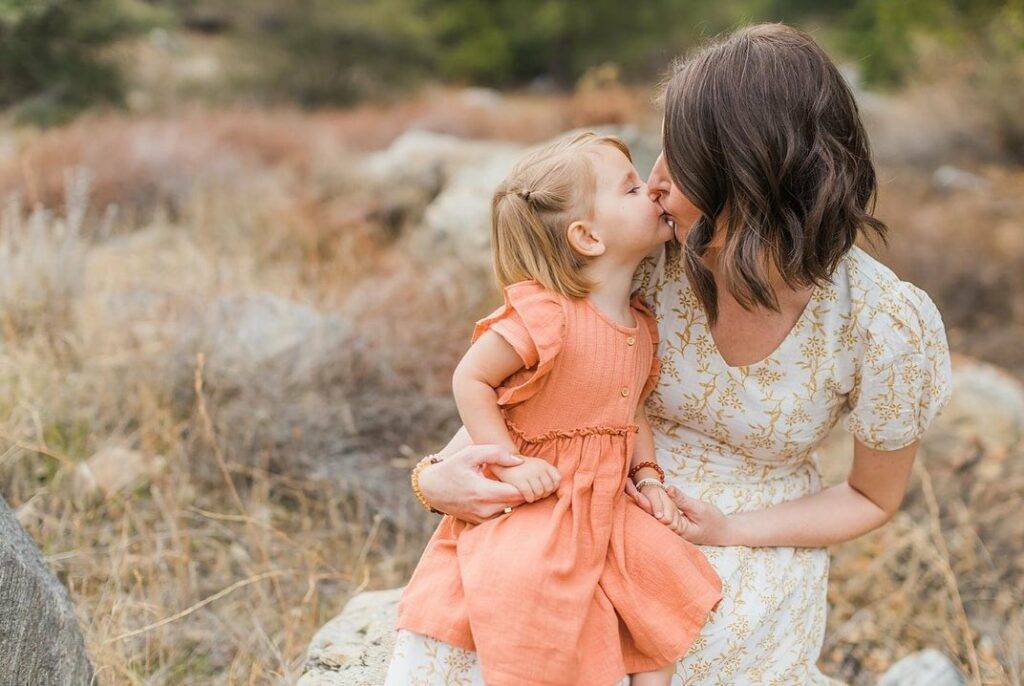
656;200;677;230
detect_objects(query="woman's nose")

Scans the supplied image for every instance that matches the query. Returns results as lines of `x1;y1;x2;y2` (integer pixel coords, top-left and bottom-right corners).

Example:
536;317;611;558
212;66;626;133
647;152;670;201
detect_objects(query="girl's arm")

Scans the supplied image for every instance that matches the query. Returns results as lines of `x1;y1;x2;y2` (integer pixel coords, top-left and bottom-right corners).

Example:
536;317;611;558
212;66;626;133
631;405;662;481
451;330;526;479
672;439;918;547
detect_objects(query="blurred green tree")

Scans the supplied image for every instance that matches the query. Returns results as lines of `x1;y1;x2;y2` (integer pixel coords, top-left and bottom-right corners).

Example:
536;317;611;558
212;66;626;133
0;0;163;124
241;0;434;106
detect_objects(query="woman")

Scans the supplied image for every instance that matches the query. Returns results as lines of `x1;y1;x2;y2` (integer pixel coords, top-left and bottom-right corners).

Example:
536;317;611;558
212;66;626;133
388;23;952;685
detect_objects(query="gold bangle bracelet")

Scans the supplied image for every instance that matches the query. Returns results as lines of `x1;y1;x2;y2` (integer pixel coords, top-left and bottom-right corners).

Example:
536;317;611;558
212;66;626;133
411;454;444;515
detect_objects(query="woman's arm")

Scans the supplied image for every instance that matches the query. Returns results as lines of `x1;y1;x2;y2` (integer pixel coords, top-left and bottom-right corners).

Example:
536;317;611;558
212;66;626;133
669;439;918;547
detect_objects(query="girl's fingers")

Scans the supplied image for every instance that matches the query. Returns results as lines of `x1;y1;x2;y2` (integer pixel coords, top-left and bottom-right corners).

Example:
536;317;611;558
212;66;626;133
548;467;561;487
540;473;555;495
470;445;524;468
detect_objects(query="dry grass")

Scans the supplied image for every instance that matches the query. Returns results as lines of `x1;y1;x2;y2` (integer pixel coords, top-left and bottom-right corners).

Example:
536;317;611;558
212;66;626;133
0;87;1021;684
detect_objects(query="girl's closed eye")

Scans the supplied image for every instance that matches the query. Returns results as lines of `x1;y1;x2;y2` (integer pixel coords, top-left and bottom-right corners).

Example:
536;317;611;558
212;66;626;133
628;185;641;195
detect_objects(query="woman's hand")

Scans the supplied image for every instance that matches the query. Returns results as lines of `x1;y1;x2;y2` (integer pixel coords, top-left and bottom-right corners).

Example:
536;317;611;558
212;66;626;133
665;485;736;546
417;443;527;524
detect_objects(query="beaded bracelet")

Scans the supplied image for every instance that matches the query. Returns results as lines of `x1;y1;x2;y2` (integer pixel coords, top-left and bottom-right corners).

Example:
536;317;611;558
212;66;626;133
411;453;445;515
628;460;665;483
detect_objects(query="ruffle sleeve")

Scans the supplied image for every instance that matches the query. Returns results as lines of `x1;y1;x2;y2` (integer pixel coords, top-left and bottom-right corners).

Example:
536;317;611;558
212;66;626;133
842;281;954;451
631;293;661;404
471;280;566;406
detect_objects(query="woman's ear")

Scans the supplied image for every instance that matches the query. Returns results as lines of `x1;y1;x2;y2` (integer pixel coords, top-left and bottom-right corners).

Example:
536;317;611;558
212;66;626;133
566;220;605;257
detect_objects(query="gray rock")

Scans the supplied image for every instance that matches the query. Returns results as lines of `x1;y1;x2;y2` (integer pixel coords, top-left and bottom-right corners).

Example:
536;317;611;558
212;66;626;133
876;648;965;686
417;147;523;268
366;129;519;200
0;495;94;685
299;587;403;685
933;165;989;192
187;293;351;389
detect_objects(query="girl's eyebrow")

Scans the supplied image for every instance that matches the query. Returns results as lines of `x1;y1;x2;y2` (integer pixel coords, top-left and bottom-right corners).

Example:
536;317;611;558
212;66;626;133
619;170;636;188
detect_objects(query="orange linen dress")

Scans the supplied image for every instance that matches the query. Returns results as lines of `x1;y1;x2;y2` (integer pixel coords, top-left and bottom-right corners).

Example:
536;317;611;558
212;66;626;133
395;280;723;686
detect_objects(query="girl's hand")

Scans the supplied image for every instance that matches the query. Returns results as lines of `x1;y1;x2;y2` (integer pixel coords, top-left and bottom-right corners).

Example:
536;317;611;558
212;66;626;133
625;478;654;515
665;485;734;546
417;444;527;524
640;484;686;535
495;457;561;503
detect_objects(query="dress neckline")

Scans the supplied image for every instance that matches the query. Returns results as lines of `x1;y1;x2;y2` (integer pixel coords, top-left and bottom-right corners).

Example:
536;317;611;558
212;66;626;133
583;296;640;333
696;280;823;370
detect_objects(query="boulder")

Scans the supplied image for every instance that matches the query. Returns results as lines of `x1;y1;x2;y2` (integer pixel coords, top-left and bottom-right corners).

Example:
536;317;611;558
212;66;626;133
877;649;966;686
184;292;352;390
298;587;403;685
0;495;94;685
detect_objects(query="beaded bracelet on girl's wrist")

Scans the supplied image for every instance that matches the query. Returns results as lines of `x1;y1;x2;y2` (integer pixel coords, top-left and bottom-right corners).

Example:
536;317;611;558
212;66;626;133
628;460;665;483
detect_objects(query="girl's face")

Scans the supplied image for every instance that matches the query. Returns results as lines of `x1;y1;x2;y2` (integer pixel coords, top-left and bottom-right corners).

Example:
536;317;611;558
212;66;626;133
646;151;702;244
587;145;672;259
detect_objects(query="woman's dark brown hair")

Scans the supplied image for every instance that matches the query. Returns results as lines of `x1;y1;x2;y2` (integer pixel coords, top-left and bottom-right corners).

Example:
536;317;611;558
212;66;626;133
662;23;887;322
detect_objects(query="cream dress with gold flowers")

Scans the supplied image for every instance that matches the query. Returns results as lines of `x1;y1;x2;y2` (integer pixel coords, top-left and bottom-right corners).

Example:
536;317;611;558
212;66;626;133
385;244;953;686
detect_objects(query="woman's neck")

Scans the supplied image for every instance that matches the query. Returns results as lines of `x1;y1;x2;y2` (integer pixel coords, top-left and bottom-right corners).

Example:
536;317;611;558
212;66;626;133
701;247;814;314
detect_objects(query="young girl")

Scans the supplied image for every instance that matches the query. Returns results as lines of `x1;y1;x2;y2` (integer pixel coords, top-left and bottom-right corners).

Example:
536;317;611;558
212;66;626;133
390;132;723;686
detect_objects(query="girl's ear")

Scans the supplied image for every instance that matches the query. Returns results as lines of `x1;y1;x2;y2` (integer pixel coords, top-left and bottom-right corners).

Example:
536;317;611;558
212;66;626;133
566;220;605;257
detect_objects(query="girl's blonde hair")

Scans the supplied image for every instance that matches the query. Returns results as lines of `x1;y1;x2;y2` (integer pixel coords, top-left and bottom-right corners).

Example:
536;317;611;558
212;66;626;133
491;131;632;298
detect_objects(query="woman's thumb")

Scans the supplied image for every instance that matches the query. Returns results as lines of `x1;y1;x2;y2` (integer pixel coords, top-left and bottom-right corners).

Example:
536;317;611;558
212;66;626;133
667;485;692;509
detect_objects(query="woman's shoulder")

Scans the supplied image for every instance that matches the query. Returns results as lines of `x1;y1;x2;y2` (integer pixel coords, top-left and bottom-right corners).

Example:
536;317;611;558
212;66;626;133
839;246;948;361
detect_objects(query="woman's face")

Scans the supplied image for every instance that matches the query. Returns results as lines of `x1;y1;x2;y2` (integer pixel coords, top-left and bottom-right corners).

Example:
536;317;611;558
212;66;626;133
646;151;702;244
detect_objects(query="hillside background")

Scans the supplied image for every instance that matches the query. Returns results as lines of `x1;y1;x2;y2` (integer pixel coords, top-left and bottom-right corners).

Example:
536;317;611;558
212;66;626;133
0;1;1022;683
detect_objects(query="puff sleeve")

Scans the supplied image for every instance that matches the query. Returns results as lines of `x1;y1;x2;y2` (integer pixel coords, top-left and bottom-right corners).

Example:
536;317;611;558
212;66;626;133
631;293;661;404
842;281;954;451
470;280;566;406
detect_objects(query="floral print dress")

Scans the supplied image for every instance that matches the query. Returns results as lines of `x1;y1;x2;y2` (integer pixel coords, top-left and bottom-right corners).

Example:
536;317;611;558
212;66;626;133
386;244;953;685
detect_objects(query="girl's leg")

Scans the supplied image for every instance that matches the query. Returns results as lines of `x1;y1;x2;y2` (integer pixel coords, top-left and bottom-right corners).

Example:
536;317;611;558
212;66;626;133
629;663;674;686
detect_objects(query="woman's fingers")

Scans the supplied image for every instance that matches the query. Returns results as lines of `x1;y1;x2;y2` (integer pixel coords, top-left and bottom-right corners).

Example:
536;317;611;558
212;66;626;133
666;485;694;513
